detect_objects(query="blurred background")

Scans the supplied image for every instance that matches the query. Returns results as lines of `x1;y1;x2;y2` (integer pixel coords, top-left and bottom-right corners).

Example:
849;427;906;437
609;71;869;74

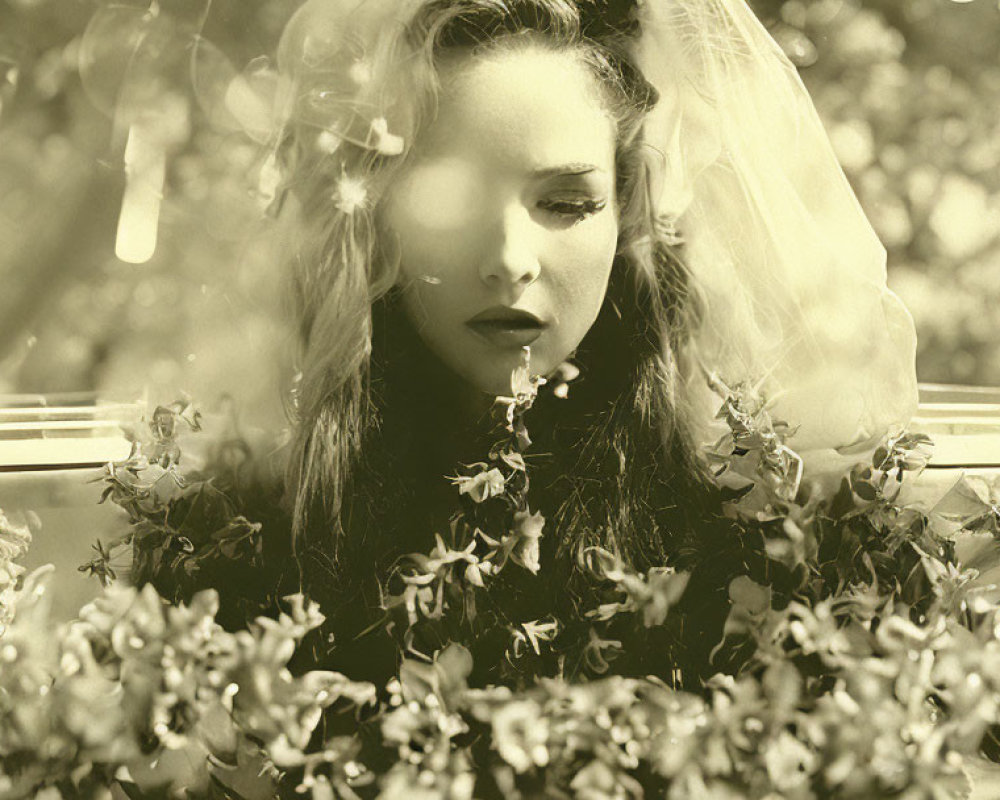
0;0;998;421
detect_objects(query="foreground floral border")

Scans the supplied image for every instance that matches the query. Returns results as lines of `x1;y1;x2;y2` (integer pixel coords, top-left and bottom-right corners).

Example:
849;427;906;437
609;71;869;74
5;374;1000;799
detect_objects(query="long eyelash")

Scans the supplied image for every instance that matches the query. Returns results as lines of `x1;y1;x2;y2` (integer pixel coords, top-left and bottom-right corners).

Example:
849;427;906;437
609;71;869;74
544;198;607;218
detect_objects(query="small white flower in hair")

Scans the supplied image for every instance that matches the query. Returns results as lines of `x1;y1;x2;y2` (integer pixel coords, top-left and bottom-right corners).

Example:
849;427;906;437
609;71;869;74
257;151;281;210
334;174;367;214
316;129;341;154
348;59;372;86
369;116;404;156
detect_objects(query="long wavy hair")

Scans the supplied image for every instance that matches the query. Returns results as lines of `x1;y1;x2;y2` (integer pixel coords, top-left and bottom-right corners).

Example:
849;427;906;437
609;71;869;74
280;0;711;584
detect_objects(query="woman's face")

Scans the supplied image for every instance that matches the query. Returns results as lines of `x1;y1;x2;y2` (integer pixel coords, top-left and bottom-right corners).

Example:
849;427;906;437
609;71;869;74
380;46;619;396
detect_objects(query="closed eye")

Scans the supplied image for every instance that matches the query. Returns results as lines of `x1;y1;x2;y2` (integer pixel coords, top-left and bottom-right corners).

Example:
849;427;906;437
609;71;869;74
538;198;608;221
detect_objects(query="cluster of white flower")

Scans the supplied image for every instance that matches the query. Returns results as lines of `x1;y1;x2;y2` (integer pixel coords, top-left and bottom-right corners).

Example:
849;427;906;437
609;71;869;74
0;509;34;637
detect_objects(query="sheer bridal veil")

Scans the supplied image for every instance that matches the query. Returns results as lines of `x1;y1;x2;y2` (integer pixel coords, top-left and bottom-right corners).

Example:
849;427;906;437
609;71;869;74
631;0;918;456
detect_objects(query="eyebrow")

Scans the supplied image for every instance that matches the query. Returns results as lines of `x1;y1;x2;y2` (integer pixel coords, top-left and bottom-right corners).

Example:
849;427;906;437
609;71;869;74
531;163;606;179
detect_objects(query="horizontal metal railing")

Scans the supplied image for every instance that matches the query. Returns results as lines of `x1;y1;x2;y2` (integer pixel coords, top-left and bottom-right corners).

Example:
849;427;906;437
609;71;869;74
0;384;995;472
914;384;1000;469
918;383;1000;405
0;393;142;471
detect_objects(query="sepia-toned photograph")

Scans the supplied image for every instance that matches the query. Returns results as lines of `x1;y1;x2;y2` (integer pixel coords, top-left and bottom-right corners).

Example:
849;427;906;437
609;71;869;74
1;0;1000;796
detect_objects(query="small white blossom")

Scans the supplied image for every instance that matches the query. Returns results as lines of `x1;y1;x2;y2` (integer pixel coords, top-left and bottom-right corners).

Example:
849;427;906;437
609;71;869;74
333;174;367;214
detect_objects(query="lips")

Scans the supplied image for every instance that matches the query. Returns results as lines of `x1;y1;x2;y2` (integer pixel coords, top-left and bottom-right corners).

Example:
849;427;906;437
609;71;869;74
465;306;549;348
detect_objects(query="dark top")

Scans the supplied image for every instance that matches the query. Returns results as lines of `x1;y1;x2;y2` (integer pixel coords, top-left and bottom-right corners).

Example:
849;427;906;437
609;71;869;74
139;303;745;699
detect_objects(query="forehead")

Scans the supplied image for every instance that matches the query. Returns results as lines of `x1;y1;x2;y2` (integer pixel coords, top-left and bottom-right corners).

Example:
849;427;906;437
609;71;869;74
418;46;616;171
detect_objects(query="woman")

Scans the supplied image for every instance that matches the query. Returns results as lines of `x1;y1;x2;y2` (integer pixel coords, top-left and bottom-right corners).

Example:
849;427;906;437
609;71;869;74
111;3;1000;796
227;0;919;684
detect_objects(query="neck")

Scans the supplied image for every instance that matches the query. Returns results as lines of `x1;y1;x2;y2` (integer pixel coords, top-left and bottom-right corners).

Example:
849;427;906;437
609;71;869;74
375;302;499;465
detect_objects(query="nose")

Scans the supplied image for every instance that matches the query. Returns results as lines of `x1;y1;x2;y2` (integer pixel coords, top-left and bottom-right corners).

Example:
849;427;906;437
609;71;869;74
478;204;541;292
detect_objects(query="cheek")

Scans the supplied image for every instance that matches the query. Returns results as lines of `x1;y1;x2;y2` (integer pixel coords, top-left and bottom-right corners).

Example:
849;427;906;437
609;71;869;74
392;158;482;234
389;212;485;294
550;216;618;317
398;281;449;327
384;162;486;286
397;275;473;341
394;229;468;285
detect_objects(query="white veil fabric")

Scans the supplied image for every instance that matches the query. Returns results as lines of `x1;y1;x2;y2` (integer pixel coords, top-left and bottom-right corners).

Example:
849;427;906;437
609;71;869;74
630;0;918;457
272;0;919;461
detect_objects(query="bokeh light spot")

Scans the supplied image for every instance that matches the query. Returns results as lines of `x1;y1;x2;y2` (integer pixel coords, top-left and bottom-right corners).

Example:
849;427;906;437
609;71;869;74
395;157;479;232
